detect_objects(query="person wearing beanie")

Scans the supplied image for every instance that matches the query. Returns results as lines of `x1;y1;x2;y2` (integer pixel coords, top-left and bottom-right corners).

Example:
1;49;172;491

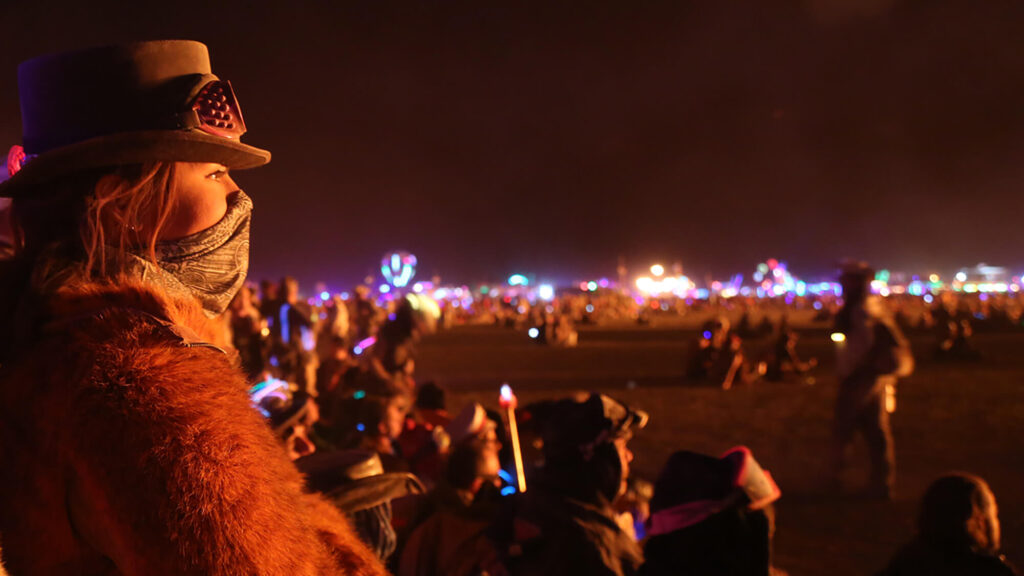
0;41;384;574
877;473;1017;576
641;447;786;576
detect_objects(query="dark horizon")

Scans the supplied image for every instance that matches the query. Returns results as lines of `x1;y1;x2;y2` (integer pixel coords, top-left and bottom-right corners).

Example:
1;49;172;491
3;1;1024;290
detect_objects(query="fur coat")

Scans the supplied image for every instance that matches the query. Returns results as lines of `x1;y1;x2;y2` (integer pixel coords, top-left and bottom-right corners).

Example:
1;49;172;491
0;277;387;575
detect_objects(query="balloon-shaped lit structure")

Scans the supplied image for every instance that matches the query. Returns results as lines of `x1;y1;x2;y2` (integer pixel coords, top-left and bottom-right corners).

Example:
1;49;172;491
381;251;417;288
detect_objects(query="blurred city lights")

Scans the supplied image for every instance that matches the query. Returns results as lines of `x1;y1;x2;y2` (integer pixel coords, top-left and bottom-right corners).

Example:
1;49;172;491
538;284;555;301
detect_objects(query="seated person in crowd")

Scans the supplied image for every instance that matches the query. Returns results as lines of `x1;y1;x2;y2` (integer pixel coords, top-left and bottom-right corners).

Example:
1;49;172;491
396;381;454;489
492;393;648;576
399;402;505;576
764;322;817;383
326;371;411;471
300;450;424;566
877;473;1016;576
641;447;786;576
256;384;423;565
686;318;765;389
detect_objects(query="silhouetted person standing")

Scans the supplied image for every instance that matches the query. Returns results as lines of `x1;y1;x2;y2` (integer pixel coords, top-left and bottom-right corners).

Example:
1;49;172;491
829;261;913;499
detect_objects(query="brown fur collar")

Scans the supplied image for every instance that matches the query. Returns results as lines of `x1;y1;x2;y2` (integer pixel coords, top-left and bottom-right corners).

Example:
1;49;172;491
0;279;387;575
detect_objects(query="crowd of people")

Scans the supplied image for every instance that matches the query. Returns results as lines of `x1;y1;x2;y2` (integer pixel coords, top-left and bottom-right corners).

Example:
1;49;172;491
0;39;1016;575
223;268;1016;575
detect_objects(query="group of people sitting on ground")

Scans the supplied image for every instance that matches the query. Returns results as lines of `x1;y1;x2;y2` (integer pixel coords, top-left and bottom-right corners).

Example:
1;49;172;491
686;316;817;389
252;371;1017;576
254;365;794;575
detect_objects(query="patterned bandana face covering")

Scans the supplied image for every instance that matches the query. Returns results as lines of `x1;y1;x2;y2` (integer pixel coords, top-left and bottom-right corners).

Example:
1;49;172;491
127;191;252;317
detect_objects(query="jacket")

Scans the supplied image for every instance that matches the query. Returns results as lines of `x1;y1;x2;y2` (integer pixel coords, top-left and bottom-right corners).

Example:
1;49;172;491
0;277;386;575
495;487;643;576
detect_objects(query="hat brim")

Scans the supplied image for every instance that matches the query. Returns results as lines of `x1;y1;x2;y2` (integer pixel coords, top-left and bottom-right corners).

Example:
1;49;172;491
324;472;426;514
0;129;271;198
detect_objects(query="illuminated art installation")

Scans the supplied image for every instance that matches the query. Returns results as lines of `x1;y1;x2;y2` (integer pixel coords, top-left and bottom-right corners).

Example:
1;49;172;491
381;251;417;289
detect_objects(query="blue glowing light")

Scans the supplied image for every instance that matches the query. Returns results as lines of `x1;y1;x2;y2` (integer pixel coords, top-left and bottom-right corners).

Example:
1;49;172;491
353;346;363;355
279;304;291;344
703;331;712;340
319;291;330;300
501;486;517;496
528;327;540;339
508;274;529;286
300;326;315;351
379;284;391;294
356;423;366;432
353;390;366;400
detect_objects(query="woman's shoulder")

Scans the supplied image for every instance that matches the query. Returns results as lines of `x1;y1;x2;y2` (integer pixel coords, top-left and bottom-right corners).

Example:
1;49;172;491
16;278;247;423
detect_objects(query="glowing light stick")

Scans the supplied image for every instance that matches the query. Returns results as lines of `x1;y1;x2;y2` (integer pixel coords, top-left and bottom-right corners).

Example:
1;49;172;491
500;383;527;493
353;336;377;356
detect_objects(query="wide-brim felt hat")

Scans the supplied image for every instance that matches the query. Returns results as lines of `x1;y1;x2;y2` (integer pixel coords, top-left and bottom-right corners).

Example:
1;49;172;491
296;450;426;514
0;40;270;197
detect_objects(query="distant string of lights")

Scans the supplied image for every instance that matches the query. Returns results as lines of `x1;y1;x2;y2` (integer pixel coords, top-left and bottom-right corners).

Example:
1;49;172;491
299;253;1024;312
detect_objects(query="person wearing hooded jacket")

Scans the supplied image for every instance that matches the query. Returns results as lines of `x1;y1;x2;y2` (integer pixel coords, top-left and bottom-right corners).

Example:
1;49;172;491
0;41;385;575
490;392;647;576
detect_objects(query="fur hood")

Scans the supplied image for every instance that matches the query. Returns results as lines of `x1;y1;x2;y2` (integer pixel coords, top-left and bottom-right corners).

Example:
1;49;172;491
0;278;386;575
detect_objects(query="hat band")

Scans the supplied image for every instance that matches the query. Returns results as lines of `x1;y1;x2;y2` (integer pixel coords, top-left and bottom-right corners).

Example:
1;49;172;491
647;497;736;536
10;79;249;171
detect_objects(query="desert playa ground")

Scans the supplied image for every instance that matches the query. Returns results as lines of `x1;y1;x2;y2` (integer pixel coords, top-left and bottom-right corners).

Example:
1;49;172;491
417;316;1024;576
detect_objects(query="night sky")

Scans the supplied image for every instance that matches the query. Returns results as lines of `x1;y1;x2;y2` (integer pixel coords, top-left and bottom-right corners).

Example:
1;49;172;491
3;1;1024;289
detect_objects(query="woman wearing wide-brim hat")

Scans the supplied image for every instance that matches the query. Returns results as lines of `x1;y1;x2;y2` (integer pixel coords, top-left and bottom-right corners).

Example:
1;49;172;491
0;41;386;575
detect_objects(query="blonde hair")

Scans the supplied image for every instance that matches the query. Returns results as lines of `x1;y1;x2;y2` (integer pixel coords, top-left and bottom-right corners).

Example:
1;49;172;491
12;161;181;279
83;162;179;276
